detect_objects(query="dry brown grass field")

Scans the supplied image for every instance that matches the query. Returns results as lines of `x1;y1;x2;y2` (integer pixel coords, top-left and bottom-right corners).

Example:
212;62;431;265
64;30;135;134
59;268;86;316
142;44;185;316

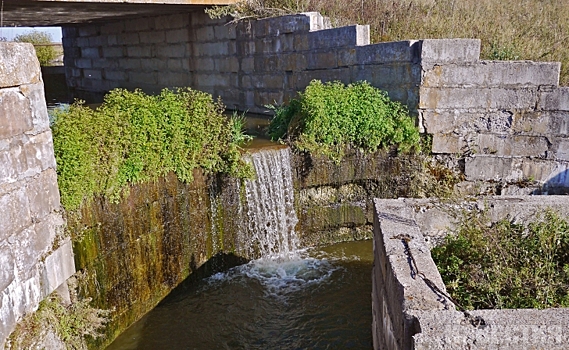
253;0;569;85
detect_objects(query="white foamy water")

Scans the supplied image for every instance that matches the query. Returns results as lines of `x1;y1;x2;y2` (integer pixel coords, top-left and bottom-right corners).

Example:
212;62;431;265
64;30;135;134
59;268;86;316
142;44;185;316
240;147;299;259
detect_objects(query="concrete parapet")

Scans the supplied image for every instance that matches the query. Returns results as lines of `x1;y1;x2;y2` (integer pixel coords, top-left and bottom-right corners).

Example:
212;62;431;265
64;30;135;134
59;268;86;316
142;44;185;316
373;197;569;349
0;43;72;347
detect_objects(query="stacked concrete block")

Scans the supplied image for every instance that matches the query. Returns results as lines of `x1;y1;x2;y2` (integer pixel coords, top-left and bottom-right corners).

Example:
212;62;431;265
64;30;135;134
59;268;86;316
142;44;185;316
373;197;569;349
419;42;568;193
0;43;73;347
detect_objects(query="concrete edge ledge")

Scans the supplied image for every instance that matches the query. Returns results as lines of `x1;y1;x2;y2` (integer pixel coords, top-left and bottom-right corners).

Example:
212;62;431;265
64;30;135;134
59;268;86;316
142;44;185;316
373;196;569;350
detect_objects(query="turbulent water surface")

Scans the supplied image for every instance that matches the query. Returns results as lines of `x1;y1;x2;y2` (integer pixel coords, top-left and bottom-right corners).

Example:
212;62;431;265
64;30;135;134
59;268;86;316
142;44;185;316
106;240;373;350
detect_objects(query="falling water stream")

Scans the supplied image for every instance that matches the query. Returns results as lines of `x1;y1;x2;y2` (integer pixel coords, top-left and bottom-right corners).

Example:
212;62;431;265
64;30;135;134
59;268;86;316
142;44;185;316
106;147;373;349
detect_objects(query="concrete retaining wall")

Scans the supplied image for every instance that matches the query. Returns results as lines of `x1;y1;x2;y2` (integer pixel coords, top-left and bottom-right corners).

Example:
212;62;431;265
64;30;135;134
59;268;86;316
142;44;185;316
0;43;74;347
373;196;569;349
62;11;569;194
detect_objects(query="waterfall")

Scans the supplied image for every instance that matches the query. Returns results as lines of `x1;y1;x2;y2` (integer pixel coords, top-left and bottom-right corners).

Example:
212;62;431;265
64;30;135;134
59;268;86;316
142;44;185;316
241;147;299;259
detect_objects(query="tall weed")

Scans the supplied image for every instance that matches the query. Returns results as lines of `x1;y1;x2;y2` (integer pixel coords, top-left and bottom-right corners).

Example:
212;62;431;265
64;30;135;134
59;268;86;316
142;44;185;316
432;210;569;309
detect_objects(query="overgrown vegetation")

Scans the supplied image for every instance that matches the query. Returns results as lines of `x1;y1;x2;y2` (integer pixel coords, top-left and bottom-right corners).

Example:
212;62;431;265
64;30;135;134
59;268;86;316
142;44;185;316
51;88;253;211
209;0;569;85
14;30;58;66
267;80;420;162
7;287;110;350
432;209;569;310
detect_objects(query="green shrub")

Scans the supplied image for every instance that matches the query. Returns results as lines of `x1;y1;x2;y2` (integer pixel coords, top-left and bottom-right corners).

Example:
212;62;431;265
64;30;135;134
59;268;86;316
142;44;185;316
51;88;252;211
14;30;57;66
268;80;420;161
432;210;569;310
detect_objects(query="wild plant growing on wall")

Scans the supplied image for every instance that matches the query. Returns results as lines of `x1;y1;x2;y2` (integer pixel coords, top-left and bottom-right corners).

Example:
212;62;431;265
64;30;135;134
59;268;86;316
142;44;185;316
51;88;253;211
268;80;420;162
432;210;569;310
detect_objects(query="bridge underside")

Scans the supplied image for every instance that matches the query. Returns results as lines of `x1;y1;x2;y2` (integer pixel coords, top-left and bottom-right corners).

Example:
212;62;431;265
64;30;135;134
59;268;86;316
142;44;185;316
0;0;235;26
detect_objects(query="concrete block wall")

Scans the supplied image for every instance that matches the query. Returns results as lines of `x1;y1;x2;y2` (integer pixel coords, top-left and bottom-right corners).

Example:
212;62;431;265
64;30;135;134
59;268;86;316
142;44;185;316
0;43;74;347
373;197;569;350
63;11;569;193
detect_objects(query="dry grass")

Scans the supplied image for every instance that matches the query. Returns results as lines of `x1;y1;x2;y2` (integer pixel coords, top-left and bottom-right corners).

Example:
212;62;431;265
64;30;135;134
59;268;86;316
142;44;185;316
246;0;569;85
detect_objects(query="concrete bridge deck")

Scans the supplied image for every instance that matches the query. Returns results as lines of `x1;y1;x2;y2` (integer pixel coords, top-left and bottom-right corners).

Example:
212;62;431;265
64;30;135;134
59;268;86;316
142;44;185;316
1;0;236;26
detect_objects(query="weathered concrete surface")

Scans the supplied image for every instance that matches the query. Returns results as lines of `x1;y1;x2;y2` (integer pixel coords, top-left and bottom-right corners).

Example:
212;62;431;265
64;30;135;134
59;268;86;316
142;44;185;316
0;43;73;348
373;196;569;350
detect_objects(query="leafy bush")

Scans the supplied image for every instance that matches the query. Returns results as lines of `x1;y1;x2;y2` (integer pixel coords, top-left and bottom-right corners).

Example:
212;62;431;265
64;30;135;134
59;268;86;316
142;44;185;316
14;30;57;66
51;88;252;210
432;210;569;310
268;80;420;161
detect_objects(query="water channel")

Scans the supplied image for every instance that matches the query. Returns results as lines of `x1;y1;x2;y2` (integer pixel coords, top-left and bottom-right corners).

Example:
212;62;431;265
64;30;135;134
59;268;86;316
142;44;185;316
105;144;374;349
106;241;373;350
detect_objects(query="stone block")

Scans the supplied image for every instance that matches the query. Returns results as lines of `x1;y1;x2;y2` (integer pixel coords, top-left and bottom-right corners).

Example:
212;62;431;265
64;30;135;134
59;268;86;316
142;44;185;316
0;245;15;290
356;40;417;65
240;57;254;73
214;25;236;40
214;57;239;73
431;133;464;154
155;13;190;30
293;68;351;90
118;33;140;46
422;109;514;135
119;58;142;70
76;37;90;47
127;46;151;58
422;61;561;88
167;28;189;44
539;87;569;111
88;35;107;47
140;58;167;71
555;139;569;161
547;111;569;136
157;72;190;87
279;53;307;72
464;156;514;181
0;88;33;140
102;46;124;58
338;48;357;67
107;34;119;46
25;169;61;219
476;134;549;157
140;31;166;44
293;34;310;51
307;25;369;50
83;69;102;80
123;18;152;33
419;87;539;110
101;20;125;35
351;63;420;89
250;74;284;90
93;59;119;69
41;240;75;295
156;43;187;58
254;55;279;72
194;26;215;42
104;69;126;81
255;90;284;106
420;39;481;66
128;71;157;85
302;12;332;31
236;40;256;56
195;58;215;71
78;26;98;37
0;43;41;88
19;83;49;135
167;59;183;71
28;131;57;173
0;189;31;241
74;58;92;69
261;14;311;36
306;51;338;70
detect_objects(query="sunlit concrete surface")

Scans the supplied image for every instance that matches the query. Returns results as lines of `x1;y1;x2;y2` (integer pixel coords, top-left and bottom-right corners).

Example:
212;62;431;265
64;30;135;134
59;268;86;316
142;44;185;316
0;0;237;26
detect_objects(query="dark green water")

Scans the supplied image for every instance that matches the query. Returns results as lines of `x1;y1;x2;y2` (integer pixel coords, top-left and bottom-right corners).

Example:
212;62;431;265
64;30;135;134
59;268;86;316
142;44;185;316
106;240;373;350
